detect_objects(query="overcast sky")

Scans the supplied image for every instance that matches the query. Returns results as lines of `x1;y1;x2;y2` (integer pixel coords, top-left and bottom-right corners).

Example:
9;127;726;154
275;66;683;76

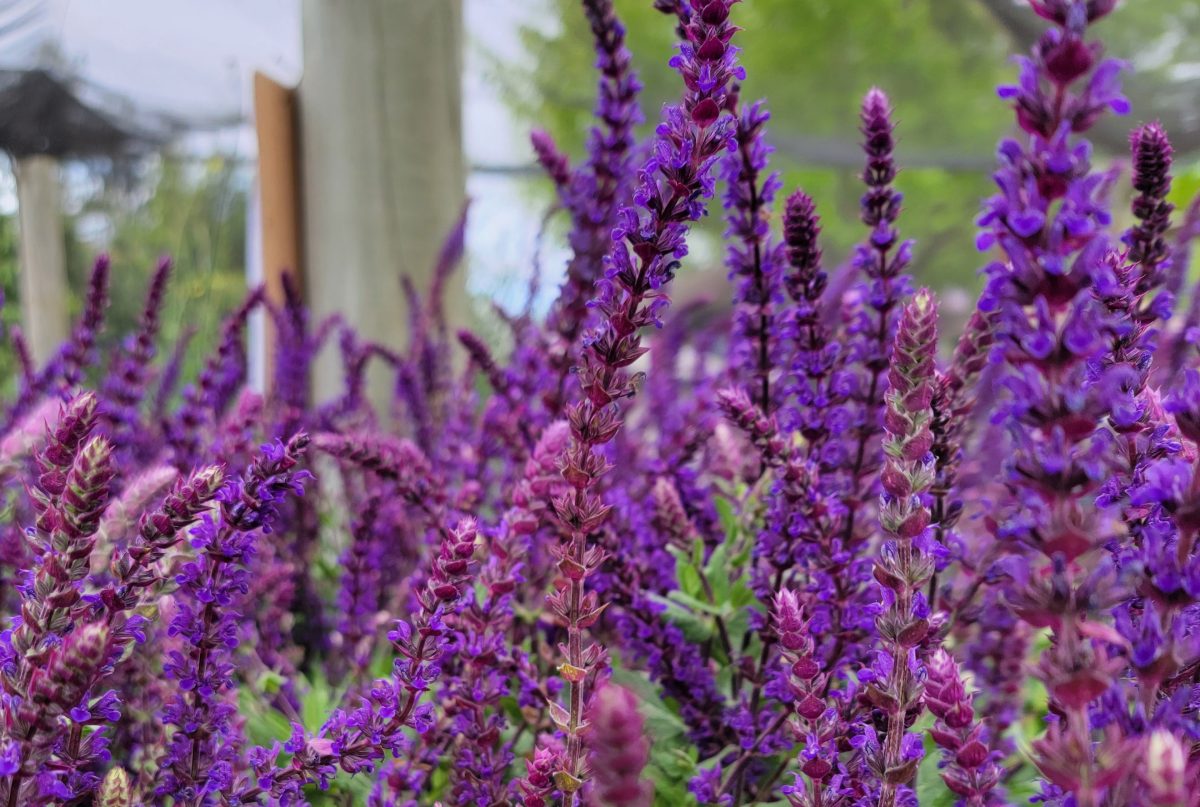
0;0;563;303
0;0;541;165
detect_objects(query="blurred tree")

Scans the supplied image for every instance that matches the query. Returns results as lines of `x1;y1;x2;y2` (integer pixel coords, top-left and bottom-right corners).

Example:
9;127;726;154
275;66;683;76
502;0;1199;297
74;155;249;393
0;154;247;399
0;204;21;397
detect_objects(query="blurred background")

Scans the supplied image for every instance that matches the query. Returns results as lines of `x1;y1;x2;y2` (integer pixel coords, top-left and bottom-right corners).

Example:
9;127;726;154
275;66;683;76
0;0;1197;398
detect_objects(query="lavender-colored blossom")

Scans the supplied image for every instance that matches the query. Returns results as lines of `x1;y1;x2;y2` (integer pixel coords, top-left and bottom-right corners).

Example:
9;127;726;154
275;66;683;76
723;99;785;412
541;0;744;797
253;518;478;799
0;623;118;803
924;649;1003;806
1124;122;1174;272
0;1;1196;804
870;289;940;807
102;258;172;463
0;393;116;803
842;88;913;532
334;492;388;680
977;4;1138;800
518;745;567;807
59;255;112;394
542;0;643;412
779;190;842;460
775;589;856;806
3;257;110;432
156;435;310;804
167;287;265;469
585;683;653;807
445;423;568;804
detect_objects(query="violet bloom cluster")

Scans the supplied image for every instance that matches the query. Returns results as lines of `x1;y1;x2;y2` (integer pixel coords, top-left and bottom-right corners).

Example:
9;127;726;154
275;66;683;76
443;423;569;805
868;289;940;807
1094;121;1198;743
778;190;837;456
977;0;1160;802
585;683;654;807
536;0;642;416
0;1;1199;805
774;588;868;807
4;257;109;432
536;0;744;798
253;517;479;802
605;485;732;757
924;650;1002;805
167;288;265;470
0;393;115;804
156;434;311;803
715;87;920;806
722;97;785;412
101;258;171;465
842;88;914;516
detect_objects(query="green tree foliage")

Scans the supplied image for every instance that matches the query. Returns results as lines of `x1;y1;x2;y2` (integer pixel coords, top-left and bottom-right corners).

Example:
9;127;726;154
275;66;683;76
0;155;248;399
81;156;248;391
503;0;1199;296
0;206;22;396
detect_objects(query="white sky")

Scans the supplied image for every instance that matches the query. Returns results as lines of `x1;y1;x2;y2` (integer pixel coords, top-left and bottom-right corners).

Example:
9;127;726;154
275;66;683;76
0;0;540;165
0;0;565;301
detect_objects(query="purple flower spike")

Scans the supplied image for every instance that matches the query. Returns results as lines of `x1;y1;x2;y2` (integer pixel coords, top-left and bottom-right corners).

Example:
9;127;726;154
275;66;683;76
586;683;654;807
722;98;785;412
156;435;310;803
102;257;172;464
1125;122;1174;272
542;0;643;412
540;1;745;798
871;289;940;807
925;649;1003;805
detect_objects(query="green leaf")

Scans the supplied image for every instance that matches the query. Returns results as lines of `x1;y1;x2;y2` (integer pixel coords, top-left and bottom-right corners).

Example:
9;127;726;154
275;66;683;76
238;687;292;748
610;668;688;742
665;591;729;617
915;732;957;807
301;669;336;734
705;541;731;604
724;603;753;650
646;593;714;644
500;695;524;726
257;669;286;696
714;495;739;543
729;577;760;610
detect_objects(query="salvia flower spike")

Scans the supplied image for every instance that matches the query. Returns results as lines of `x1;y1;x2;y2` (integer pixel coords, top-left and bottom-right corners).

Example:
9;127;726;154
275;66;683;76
540;0;744;797
0;1;1196;805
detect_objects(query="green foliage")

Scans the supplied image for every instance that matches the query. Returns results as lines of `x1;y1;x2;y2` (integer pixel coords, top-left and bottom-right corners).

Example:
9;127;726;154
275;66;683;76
0;209;22;398
501;0;1200;294
503;0;1010;291
1169;158;1200;284
77;156;249;390
610;667;699;806
0;155;248;400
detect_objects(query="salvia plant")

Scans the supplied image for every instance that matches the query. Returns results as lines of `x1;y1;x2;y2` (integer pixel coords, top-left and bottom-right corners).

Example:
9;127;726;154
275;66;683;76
0;0;1198;804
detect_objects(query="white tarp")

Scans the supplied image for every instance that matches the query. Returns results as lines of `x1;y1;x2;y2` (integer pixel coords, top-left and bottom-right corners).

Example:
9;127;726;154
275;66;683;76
0;0;301;139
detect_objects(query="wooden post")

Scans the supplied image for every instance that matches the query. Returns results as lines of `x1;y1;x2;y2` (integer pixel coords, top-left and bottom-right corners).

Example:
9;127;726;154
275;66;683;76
299;0;466;406
254;72;304;383
14;154;69;365
254;72;302;310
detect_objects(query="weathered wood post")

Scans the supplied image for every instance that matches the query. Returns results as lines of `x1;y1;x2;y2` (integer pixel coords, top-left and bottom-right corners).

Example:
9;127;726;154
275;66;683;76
298;0;466;405
14;154;69;364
